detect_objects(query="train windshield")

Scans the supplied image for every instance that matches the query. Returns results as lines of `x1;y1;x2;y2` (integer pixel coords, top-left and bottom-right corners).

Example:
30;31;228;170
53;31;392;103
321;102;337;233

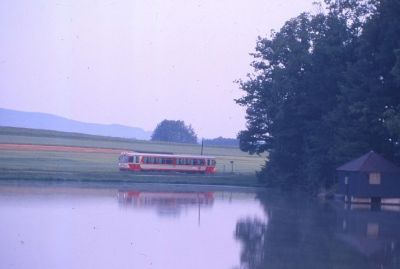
119;155;134;163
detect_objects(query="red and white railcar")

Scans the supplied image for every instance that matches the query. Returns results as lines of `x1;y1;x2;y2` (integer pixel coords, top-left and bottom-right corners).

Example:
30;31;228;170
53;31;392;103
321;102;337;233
118;152;217;174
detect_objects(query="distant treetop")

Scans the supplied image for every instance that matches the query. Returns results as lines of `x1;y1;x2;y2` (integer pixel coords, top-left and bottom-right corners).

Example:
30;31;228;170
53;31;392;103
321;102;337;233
151;120;198;144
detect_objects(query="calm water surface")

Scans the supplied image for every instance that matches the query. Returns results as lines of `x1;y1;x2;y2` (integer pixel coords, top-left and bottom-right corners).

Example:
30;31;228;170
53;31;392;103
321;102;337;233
0;182;399;269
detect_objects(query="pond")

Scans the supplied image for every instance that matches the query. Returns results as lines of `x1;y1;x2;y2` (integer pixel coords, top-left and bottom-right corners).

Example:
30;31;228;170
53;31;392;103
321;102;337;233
0;182;399;269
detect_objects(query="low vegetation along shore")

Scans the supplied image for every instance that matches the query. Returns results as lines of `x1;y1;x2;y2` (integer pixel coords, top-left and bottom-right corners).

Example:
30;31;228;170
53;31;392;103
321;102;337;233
0;127;265;187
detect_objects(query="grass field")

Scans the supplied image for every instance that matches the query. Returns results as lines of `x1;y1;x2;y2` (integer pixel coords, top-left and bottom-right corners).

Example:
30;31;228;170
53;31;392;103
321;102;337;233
0;127;266;186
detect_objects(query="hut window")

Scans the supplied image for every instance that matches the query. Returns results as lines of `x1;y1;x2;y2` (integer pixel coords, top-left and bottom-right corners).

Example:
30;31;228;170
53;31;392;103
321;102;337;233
369;172;381;185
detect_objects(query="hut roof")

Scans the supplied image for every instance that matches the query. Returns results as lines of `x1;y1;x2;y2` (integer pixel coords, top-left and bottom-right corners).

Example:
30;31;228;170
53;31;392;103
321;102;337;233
337;151;400;173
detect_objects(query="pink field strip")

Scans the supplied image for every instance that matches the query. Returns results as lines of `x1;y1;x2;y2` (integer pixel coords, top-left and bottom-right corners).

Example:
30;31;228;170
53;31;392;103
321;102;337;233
0;143;123;154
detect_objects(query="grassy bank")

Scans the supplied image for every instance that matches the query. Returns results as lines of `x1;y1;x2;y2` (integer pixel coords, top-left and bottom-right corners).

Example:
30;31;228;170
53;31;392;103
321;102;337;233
0;127;265;186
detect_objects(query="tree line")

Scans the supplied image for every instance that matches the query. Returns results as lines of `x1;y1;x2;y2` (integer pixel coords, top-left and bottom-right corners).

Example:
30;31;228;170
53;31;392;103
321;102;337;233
236;0;400;193
151;120;239;146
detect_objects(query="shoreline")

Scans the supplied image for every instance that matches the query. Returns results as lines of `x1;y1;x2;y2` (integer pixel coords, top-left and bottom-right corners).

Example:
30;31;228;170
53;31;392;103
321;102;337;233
0;177;266;192
0;170;265;188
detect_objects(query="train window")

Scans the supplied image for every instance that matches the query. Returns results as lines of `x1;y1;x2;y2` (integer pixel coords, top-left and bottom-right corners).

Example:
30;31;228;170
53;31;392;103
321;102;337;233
143;157;148;163
166;159;173;165
200;159;205;165
211;160;216;166
135;156;139;163
207;160;210;166
128;156;134;163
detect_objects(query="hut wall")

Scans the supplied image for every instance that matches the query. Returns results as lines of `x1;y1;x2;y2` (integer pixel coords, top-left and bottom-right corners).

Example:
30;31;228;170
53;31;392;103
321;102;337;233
337;171;363;196
339;171;400;198
338;171;352;194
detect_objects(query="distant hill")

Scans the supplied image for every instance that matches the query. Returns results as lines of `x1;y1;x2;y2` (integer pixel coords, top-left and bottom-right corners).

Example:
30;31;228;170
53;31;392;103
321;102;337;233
0;108;152;140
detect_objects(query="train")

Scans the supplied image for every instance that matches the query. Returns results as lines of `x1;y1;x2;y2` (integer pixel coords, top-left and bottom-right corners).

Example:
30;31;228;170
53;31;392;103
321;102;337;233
118;151;217;174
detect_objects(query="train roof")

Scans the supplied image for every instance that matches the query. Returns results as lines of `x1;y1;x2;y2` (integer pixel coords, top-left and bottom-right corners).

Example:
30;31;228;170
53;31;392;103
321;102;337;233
120;151;216;159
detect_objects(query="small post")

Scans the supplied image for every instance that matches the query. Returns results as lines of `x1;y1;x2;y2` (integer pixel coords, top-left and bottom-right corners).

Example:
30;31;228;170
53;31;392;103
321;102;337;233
200;138;204;155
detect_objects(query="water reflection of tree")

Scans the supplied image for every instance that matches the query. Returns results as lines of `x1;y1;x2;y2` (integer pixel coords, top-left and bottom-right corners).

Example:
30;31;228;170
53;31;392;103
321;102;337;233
235;191;400;269
235;217;267;269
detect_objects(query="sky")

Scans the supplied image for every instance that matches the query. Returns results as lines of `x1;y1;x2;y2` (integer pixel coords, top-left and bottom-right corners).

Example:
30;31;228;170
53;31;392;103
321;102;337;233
0;0;315;138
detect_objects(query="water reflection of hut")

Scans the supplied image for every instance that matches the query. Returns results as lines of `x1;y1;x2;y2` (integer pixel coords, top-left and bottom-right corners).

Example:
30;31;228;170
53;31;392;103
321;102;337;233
337;151;400;204
335;206;400;266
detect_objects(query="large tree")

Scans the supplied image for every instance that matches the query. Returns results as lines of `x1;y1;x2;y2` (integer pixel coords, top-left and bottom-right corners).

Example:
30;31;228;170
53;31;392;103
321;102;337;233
235;0;393;192
237;10;356;191
151;120;198;144
329;0;400;164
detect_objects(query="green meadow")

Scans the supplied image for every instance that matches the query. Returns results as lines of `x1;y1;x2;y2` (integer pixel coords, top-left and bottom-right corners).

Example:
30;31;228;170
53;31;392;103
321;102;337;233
0;127;266;186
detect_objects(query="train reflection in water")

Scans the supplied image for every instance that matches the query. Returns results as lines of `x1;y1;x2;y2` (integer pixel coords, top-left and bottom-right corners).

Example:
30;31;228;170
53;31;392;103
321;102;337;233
117;190;214;217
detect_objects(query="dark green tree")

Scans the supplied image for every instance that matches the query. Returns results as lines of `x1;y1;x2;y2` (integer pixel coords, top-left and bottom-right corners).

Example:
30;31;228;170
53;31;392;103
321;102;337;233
236;0;389;192
329;0;400;165
151;120;198;144
236;9;357;191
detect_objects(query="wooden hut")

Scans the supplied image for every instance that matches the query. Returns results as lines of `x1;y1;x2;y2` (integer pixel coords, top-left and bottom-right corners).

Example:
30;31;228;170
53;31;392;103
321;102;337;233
337;151;400;204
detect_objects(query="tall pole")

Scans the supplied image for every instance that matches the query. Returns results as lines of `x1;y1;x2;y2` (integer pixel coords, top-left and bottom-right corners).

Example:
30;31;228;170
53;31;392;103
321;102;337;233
201;138;204;155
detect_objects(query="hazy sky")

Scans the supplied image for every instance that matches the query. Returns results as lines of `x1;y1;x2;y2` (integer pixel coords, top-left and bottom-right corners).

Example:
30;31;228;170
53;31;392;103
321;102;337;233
0;0;315;138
